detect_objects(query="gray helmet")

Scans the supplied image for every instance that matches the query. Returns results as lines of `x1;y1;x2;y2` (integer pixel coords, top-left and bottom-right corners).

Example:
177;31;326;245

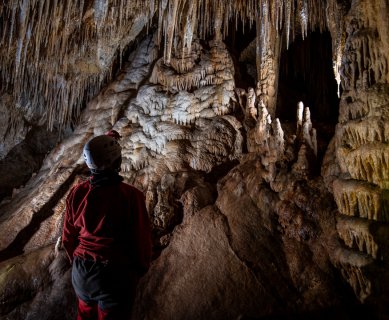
83;135;122;171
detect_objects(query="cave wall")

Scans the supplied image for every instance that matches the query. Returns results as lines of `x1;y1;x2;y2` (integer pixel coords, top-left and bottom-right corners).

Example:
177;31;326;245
324;0;389;306
0;0;388;319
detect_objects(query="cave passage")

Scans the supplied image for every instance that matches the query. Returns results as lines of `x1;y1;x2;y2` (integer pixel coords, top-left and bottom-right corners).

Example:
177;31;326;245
276;30;340;163
276;30;340;124
225;25;340;125
224;20;257;89
226;26;339;163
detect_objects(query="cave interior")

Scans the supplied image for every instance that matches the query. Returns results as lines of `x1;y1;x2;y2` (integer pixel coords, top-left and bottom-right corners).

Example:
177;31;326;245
0;0;388;319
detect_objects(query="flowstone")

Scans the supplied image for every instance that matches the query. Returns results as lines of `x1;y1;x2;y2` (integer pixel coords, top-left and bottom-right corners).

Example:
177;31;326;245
325;0;389;304
0;33;243;319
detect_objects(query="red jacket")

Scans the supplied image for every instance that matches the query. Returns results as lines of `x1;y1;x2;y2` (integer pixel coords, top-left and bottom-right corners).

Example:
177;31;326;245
62;178;152;275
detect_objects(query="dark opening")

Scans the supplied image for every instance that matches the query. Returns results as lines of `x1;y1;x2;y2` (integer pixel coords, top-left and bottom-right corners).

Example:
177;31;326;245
276;30;340;124
224;20;257;89
225;25;339;162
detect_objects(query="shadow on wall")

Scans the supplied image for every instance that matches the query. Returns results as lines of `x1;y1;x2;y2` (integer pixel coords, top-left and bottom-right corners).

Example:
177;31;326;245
0;126;61;202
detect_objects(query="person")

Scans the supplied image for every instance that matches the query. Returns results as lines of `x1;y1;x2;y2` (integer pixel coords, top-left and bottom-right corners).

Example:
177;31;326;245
62;130;152;320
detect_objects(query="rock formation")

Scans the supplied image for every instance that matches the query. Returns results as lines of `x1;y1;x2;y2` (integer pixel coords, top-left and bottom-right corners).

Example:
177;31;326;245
324;0;389;306
0;0;388;319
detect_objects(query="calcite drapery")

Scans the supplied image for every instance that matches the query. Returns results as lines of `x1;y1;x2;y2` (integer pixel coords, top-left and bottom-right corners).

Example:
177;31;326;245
0;30;242;261
326;0;389;303
0;31;243;318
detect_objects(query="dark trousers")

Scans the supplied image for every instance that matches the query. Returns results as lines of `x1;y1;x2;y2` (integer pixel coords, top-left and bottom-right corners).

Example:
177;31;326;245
72;256;138;320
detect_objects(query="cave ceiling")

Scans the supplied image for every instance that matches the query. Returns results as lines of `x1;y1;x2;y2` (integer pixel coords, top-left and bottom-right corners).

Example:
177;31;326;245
0;0;336;131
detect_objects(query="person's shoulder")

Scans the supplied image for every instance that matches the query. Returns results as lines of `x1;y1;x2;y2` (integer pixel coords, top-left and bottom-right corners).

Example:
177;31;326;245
74;179;90;189
119;182;144;197
69;179;90;196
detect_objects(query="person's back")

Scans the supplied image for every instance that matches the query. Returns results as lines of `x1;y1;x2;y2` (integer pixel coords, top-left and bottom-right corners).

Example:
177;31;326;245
62;131;152;320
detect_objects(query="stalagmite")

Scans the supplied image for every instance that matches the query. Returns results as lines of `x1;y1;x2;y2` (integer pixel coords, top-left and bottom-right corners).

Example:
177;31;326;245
272;118;285;157
296;106;316;157
296;101;304;136
246;87;257;120
292;144;311;178
254;100;270;148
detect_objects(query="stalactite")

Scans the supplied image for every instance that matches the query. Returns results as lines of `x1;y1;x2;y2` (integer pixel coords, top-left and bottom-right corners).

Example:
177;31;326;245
0;0;153;130
154;0;328;76
0;0;338;132
333;179;386;221
285;0;291;49
326;0;346;98
94;0;108;25
298;0;308;40
182;1;197;56
14;0;28;78
335;254;373;303
163;0;180;66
